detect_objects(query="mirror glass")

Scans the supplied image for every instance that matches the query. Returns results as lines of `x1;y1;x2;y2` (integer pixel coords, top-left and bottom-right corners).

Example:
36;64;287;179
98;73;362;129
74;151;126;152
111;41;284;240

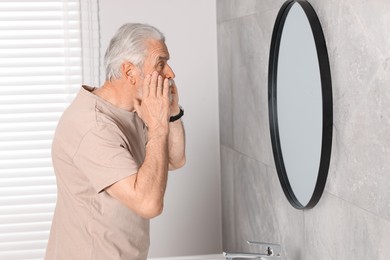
268;0;333;209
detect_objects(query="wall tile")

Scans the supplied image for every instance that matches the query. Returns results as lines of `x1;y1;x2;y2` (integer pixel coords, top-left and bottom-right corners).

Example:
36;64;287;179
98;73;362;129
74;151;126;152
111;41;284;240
220;145;236;251
217;0;285;23
233;153;279;252
316;0;390;220
217;22;234;148
327;58;390;220
232;152;304;259
217;0;258;23
313;0;390;56
305;191;390;260
254;8;281;48
229;14;273;166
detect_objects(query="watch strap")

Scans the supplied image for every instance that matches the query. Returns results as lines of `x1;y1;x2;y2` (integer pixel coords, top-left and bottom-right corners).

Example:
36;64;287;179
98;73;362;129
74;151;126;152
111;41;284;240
169;107;184;122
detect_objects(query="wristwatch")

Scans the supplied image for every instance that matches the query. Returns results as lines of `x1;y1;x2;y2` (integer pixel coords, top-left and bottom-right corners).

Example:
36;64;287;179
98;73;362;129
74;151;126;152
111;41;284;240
169;106;184;122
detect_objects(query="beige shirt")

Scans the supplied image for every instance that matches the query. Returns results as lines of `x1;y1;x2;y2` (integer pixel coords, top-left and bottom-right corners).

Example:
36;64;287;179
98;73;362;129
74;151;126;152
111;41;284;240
45;86;150;260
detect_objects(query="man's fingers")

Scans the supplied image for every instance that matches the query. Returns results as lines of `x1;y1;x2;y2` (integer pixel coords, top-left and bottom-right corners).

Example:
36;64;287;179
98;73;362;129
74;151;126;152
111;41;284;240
157;75;163;96
149;71;159;97
163;78;170;98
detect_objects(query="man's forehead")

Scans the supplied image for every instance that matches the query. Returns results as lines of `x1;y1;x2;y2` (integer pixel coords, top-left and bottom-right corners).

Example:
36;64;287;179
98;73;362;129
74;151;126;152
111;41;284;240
147;40;170;60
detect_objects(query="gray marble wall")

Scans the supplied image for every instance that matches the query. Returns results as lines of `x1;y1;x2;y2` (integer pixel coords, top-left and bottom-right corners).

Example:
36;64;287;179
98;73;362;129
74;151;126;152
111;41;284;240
217;0;390;259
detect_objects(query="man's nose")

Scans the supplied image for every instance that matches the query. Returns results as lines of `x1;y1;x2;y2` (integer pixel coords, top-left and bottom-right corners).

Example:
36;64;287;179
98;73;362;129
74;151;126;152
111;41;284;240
164;64;175;79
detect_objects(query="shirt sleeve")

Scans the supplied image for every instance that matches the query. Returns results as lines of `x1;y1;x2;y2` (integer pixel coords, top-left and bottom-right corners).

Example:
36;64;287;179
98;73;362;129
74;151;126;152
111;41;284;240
73;124;139;193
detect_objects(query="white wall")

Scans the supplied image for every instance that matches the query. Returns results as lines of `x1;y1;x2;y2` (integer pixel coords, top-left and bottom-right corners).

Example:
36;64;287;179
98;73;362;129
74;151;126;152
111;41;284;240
99;0;221;258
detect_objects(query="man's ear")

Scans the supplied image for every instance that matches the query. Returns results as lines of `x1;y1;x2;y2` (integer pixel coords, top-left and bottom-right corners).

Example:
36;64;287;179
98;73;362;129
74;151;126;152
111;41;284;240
121;62;136;84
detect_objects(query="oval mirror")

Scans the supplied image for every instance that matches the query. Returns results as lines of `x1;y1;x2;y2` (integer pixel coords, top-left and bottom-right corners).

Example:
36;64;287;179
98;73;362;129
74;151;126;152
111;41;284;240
268;0;333;209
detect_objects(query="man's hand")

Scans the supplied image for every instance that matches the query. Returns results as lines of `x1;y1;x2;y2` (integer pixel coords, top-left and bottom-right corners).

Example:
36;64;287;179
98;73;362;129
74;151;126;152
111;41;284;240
134;71;171;135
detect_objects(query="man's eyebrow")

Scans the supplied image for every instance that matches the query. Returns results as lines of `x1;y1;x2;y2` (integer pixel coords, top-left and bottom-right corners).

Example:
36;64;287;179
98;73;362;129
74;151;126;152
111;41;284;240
157;55;169;61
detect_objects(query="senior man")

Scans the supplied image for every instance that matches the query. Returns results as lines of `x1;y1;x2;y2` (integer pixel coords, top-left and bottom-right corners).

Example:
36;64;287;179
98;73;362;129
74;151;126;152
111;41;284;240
45;23;186;260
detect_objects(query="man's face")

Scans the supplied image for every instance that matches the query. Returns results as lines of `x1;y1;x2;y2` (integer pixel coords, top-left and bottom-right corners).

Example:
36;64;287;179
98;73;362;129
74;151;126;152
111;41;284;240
142;39;175;79
136;39;175;98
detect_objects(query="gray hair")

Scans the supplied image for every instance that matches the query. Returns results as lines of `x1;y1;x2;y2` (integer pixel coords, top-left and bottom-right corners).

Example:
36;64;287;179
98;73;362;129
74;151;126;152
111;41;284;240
104;23;165;81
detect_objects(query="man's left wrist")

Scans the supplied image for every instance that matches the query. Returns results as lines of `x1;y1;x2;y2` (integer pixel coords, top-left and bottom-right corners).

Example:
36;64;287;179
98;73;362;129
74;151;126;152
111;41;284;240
169;106;184;122
170;104;181;116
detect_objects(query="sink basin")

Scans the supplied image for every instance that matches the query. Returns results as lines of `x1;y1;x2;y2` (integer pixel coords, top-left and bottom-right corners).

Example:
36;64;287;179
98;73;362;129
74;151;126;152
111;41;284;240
148;254;225;260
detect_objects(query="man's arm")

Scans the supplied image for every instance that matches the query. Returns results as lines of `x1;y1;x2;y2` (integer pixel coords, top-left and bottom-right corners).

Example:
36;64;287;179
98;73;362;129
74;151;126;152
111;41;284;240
168;119;186;170
106;72;170;219
167;81;186;170
106;128;168;219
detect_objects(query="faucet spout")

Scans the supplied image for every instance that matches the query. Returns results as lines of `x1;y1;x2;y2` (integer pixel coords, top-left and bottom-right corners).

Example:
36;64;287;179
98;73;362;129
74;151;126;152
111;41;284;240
223;252;267;259
246;241;281;257
223;240;282;259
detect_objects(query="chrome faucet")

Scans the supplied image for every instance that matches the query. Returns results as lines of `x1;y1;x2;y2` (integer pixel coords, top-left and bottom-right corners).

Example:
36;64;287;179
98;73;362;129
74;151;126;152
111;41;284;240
223;241;281;259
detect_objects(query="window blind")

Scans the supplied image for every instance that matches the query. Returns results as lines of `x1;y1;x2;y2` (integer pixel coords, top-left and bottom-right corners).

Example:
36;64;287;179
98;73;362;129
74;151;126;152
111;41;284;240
0;1;99;259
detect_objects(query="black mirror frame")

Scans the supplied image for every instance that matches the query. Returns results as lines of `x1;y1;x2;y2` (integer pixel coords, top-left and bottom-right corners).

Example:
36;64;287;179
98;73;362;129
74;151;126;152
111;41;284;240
268;0;333;209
